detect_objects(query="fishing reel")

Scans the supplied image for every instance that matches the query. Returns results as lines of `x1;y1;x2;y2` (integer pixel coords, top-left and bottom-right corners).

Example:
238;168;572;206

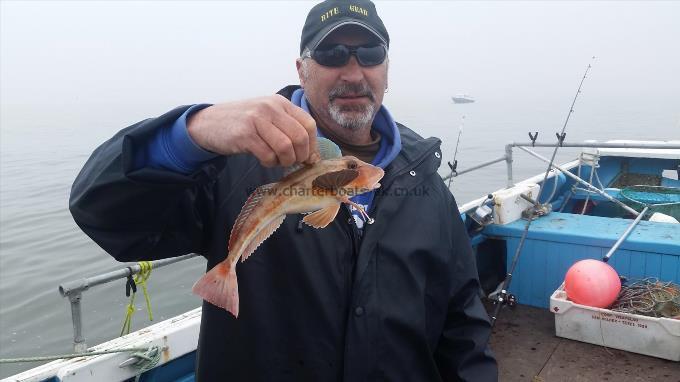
468;194;494;227
500;290;517;308
489;287;517;309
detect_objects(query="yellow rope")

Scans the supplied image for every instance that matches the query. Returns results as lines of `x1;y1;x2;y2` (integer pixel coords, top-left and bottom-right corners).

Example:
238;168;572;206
121;261;154;336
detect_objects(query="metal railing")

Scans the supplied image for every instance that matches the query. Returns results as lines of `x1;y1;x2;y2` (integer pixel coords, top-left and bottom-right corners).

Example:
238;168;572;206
58;253;200;353
444;140;680;188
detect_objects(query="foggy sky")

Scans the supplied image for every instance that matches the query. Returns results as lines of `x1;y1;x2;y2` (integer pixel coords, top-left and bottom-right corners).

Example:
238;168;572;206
2;1;679;132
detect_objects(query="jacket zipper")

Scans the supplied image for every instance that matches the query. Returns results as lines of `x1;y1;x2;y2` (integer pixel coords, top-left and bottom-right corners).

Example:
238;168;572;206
340;204;359;382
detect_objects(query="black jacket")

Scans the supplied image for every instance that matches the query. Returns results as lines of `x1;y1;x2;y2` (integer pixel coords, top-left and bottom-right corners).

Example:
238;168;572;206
69;86;497;382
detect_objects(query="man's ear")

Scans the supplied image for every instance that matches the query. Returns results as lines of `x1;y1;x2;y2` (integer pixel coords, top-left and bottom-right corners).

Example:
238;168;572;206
296;59;306;88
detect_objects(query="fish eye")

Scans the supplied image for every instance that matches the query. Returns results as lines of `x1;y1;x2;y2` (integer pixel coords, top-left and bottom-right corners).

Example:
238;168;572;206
347;161;358;169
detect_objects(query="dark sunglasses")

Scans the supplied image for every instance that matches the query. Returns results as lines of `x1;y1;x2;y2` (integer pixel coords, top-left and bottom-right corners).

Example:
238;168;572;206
304;43;387;67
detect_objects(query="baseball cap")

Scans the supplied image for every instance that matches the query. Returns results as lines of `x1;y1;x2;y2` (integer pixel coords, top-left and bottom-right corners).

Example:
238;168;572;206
300;0;390;55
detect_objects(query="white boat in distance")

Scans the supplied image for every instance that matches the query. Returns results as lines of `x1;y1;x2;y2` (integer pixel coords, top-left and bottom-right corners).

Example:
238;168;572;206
452;94;475;103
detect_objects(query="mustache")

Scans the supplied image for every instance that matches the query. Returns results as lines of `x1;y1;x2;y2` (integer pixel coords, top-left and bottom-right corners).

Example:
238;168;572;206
328;83;375;102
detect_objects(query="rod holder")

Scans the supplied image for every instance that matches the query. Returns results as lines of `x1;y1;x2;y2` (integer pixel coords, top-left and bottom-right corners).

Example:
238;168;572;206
505;144;514;187
66;291;87;353
519;193;538;206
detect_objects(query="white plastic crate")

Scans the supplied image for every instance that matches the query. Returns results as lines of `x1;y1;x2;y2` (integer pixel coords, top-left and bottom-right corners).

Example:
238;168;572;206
550;283;680;361
492;183;540;225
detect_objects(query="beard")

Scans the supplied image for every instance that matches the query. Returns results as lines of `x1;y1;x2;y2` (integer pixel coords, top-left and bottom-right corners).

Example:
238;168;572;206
327;82;377;131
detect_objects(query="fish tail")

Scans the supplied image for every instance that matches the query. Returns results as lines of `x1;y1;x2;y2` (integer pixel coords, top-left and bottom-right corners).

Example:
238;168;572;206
192;261;240;317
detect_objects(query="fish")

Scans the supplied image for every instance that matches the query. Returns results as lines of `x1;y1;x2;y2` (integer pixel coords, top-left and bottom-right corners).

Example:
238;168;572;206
191;138;384;317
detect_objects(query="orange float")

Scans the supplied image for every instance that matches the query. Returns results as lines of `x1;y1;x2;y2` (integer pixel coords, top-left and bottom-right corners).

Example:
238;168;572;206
564;259;621;308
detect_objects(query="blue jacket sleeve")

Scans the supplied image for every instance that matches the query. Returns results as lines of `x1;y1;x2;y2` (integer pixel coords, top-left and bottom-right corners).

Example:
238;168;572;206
134;104;218;174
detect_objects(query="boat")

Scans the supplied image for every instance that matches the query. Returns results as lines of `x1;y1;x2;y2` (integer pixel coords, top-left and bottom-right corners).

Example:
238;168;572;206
3;140;680;381
451;94;475;104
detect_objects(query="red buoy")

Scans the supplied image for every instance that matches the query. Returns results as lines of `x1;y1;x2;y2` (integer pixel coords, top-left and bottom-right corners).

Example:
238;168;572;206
564;259;621;308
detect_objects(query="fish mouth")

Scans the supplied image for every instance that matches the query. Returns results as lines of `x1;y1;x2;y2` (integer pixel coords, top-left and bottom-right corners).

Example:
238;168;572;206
350;163;384;194
363;169;384;191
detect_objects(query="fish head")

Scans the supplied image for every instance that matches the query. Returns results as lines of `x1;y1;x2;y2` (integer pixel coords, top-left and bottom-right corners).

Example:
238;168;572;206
311;156;384;197
342;156;384;195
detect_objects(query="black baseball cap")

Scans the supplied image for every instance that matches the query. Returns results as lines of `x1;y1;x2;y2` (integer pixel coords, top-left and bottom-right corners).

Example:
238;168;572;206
300;0;390;55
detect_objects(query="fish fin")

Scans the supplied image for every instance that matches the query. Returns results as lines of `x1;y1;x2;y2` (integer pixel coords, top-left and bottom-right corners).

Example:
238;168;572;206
282;163;306;177
312;169;359;190
192;261;240;317
317;137;343;160
229;183;275;252
283;137;342;178
302;204;341;228
240;214;286;262
281;137;340;175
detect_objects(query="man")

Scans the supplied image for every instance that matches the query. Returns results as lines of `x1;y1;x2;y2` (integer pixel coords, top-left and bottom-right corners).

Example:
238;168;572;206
69;0;498;380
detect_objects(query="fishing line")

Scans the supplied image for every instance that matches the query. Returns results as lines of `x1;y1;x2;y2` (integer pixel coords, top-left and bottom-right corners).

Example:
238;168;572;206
447;115;465;189
491;57;596;326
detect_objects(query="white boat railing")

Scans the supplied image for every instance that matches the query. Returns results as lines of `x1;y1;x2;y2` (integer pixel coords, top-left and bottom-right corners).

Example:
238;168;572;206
58;254;200;353
443;140;680;188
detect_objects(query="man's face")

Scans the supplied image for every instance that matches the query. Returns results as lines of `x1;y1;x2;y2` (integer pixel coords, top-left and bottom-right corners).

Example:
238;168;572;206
297;25;388;134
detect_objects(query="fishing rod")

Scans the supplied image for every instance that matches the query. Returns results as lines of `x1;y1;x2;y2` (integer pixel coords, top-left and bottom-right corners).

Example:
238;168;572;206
490;57;596;326
447;115;465;189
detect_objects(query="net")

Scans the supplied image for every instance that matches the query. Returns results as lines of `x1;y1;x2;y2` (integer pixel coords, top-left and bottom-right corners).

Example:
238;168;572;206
610;278;680;319
619;185;680;220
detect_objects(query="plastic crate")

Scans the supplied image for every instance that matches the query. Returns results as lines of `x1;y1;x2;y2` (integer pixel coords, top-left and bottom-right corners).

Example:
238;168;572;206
550;284;680;361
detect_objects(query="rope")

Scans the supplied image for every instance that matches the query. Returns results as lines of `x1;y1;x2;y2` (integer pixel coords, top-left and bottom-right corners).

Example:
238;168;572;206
580;155;598;215
544;169;561;205
558;158;583;213
0;346;156;363
610;278;680;319
1;345;163;382
128;345;163;382
565;151;601;215
121;261;154;336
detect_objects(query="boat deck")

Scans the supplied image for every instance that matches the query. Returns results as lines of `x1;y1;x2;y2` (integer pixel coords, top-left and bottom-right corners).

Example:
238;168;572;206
487;303;680;381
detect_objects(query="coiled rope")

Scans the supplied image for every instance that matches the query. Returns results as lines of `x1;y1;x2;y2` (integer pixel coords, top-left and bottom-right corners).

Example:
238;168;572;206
610;278;680;319
0;347;147;363
0;345;163;382
0;345;161;364
126;345;163;382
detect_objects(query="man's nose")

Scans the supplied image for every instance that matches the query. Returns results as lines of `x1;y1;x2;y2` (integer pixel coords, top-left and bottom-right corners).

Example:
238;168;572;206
339;56;365;83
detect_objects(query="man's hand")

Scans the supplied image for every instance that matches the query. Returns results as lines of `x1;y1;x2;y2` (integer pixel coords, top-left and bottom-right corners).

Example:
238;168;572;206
187;95;319;167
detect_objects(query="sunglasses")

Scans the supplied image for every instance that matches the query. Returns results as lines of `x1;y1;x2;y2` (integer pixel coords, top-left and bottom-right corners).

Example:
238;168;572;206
304;43;387;67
